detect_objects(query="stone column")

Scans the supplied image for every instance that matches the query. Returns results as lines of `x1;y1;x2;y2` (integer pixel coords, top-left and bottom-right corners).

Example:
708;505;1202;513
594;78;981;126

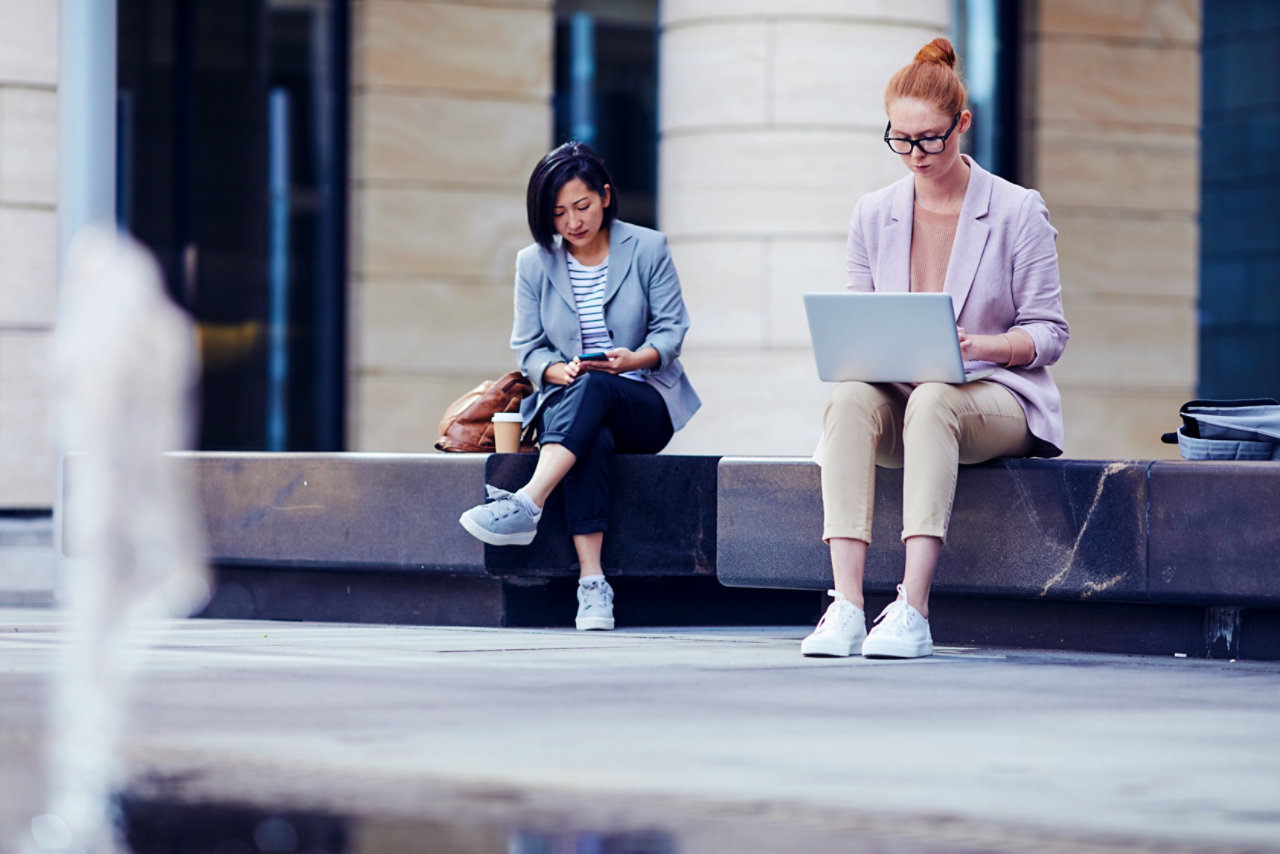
0;0;59;506
659;1;950;455
348;0;553;452
1022;0;1200;458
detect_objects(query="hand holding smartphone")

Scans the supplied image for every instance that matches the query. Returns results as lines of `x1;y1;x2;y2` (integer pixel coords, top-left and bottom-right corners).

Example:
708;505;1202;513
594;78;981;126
576;351;608;361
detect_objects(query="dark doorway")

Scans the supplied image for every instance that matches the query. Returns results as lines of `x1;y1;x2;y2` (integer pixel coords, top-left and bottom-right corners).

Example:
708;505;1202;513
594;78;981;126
117;0;348;450
553;0;658;229
954;0;1022;182
1199;1;1280;399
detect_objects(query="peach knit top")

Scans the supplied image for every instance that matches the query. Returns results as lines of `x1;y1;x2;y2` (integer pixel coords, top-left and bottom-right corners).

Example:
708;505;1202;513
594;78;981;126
909;203;960;293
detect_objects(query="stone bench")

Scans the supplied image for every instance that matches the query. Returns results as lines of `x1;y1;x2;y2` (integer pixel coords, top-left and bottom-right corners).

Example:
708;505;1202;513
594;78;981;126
62;452;815;627
59;452;1280;656
717;456;1280;658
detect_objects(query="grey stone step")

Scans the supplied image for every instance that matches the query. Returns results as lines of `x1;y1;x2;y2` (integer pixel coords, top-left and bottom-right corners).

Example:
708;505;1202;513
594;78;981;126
0;514;54;606
65;452;489;574
716;456;1280;609
1148;461;1280;605
53;451;1280;656
60;451;784;629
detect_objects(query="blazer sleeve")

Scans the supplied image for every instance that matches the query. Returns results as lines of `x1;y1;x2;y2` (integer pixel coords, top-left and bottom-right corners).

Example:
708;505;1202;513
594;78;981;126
637;234;691;371
510;251;561;391
845;196;874;293
1009;190;1069;370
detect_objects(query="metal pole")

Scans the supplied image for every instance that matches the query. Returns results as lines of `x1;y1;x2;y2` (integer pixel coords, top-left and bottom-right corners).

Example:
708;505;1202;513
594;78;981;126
55;0;117;602
267;87;292;452
57;0;118;269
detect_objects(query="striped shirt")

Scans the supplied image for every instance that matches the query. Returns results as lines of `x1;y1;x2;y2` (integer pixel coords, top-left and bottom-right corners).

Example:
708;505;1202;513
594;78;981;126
567;253;645;381
568;253;613;352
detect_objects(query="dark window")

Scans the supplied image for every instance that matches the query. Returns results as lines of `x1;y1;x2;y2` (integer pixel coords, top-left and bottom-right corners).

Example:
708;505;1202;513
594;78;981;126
1198;0;1280;398
953;0;1022;182
553;0;658;228
117;0;348;451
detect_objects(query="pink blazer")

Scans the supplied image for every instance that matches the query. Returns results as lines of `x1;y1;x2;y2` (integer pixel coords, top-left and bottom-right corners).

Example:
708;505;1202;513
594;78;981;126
845;156;1070;456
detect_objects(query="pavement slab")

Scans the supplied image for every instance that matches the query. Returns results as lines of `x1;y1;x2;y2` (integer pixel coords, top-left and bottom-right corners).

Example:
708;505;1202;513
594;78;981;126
2;607;1279;853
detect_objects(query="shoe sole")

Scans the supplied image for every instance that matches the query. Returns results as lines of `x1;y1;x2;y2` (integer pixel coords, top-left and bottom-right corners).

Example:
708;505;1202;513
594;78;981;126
801;636;864;657
458;513;537;546
861;639;933;659
576;617;615;631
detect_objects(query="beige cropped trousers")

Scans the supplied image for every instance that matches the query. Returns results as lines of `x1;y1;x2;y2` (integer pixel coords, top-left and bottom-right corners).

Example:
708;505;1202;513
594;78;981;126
821;381;1034;543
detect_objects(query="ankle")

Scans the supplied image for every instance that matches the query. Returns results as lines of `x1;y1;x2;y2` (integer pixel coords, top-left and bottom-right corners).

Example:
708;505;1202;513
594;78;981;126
513;488;542;516
898;595;928;620
833;589;864;611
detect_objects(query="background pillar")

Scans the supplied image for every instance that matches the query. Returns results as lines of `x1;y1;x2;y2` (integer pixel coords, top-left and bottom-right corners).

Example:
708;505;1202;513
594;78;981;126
659;1;951;455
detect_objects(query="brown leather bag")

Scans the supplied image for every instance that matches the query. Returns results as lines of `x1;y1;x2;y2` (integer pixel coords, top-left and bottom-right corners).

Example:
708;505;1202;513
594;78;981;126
435;370;536;453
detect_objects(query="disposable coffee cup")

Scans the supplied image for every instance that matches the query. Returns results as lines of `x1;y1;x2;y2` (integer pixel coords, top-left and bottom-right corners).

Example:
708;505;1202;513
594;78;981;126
491;412;523;453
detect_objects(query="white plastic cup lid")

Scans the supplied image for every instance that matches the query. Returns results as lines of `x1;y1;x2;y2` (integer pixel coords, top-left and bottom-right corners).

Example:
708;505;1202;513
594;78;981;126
492;413;523;422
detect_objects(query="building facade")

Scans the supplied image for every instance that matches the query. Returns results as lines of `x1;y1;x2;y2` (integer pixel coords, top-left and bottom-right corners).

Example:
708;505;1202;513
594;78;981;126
0;0;1260;511
0;0;58;510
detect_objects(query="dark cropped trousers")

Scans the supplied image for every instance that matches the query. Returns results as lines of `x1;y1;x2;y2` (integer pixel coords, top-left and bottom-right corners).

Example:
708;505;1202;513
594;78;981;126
537;372;674;535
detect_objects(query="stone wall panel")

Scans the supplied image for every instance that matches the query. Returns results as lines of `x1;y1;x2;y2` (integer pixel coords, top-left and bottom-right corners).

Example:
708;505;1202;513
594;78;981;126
356;92;548;185
0;332;54;506
665;239;767;348
1052;297;1196;390
660;23;768;132
765;238;847;346
356;277;515;374
356;371;494;452
361;1;551;96
0;87;56;205
1037;134;1198;214
0;207;56;326
665;350;829;456
360;187;529;277
773;21;943;128
663;0;949;27
1059;387;1187;460
660;131;895;238
1054;213;1197;301
349;1;553;451
1040;0;1199;43
1038;41;1200;129
0;1;58;86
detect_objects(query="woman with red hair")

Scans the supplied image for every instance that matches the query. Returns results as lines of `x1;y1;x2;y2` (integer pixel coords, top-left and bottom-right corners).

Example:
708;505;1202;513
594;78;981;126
801;38;1070;659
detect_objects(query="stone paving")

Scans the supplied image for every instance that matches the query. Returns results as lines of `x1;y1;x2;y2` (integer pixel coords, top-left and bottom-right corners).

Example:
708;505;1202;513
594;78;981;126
2;605;1279;853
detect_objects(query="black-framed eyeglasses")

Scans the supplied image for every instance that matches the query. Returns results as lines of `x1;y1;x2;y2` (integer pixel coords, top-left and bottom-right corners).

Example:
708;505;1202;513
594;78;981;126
884;112;961;155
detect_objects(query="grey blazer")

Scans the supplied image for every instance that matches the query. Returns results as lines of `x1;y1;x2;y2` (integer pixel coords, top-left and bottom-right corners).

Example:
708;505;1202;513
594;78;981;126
511;220;701;432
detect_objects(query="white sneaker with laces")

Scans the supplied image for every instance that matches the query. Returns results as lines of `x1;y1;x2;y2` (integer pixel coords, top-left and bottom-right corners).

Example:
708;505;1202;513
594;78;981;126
576;576;615;631
800;590;866;657
862;584;933;659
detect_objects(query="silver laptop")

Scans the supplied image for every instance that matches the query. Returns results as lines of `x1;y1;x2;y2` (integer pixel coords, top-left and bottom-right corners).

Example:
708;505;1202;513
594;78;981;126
804;292;995;384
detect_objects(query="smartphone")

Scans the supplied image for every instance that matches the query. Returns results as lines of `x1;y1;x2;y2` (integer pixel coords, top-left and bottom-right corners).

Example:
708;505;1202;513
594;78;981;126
577;351;608;361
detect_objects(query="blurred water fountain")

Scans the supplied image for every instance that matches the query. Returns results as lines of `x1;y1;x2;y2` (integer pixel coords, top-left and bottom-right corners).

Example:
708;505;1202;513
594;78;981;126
24;228;210;853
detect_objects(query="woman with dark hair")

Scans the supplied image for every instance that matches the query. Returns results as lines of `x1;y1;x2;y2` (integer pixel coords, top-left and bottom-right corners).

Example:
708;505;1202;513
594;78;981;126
459;141;700;630
801;37;1069;659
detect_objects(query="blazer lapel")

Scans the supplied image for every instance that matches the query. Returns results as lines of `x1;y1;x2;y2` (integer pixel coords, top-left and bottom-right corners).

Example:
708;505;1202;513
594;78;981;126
878;176;915;293
603;224;636;306
944;156;992;318
541;242;575;308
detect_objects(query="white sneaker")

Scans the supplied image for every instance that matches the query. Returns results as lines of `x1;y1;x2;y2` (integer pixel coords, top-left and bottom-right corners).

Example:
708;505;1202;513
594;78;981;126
576;576;615;631
800;590;866;657
862;584;933;659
